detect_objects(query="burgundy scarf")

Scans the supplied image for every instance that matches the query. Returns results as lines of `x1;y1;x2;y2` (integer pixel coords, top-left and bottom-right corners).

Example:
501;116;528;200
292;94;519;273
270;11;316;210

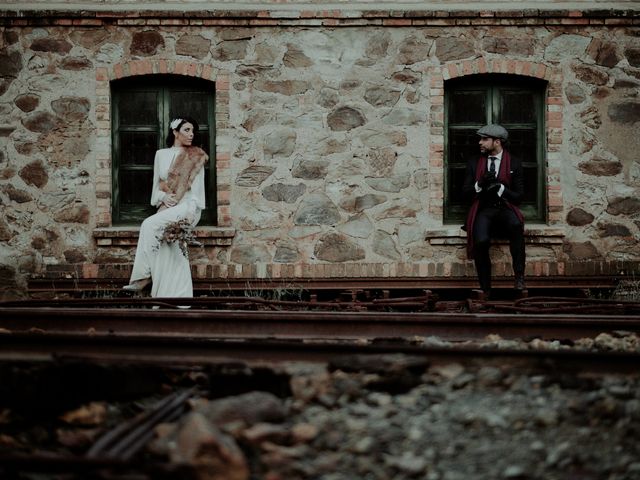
158;146;208;210
464;150;524;259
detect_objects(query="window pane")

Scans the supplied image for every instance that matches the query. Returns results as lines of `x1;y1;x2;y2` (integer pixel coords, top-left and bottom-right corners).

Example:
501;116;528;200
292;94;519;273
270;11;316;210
119;91;158;126
170;91;210;123
504;128;537;165
522;166;538;204
120;132;158;166
500;91;536;124
119;170;153;205
196;131;210;154
449;129;479;165
449;166;468;205
449;91;486;124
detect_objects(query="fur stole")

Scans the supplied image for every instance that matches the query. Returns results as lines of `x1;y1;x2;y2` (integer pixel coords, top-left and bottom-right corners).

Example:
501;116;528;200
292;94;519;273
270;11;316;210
159;146;208;205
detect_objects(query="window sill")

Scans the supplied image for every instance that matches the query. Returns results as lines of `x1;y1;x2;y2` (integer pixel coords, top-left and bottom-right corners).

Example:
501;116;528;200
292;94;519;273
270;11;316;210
93;226;236;246
425;225;565;245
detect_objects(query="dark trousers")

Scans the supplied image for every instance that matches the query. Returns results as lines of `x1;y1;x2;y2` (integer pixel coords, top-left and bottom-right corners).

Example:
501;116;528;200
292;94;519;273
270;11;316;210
472;205;525;292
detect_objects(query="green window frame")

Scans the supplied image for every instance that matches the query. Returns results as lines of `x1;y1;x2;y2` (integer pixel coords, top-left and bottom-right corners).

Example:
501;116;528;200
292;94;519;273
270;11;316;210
444;74;547;224
111;74;216;225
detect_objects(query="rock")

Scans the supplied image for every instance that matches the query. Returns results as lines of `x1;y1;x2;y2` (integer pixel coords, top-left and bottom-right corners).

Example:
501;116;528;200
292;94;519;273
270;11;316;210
263;129;296;159
607;196;640;216
327;106;366;131
22;111;58;133
60;56;93;70
53;204;90;224
482;37;534;56
51;96;91;122
625;47;640;67
283;44;313;68
254;80;310;96
19;160;48;188
229;244;270;264
343;194;387;213
273;244;299;263
235;166;275;187
291;157;329;180
291;423;318;443
565;83;586;104
175;34;211;60
383;107;427;126
336;213;373;239
434;36;475;61
30;37;72;54
0;218;12;241
562;241;600;260
15;94;39;112
0;264;16;287
414;169;429;189
0;50;21;78
130;30;164;56
364;33;390;59
365;174;410;193
2;185;32;203
69;29;109;49
262;183;306;203
566;208;594;226
398;36;432;64
314;233;365;262
392;69;420;84
241;423;289;446
588;39;621;68
545;34;590;62
59;402;107;426
578;158;622;176
502;465;526;478
573;64;609;86
385;452;428;475
294;193;341;226
317;88;339;108
242;109;274;132
198;391;287;427
63;249;87;263
170;412;249;480
607;102;640;124
365;148;397;176
212;40;249;61
375;204;418;220
598;222;631;237
372;230;401;260
364;87;401;107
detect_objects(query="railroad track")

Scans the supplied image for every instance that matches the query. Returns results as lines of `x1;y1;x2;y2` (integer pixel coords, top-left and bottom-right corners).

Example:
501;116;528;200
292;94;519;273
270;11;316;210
1;295;639;367
1;294;639;479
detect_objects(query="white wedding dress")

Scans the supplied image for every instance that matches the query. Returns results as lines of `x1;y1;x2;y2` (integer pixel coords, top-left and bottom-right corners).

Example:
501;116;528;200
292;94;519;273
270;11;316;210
128;147;205;297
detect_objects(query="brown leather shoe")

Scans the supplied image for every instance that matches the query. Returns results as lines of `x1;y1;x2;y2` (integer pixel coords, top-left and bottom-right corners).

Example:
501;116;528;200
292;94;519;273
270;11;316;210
514;274;526;291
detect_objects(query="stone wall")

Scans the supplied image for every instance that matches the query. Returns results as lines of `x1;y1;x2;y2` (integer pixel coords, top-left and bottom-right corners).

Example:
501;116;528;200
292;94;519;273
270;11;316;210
0;8;639;294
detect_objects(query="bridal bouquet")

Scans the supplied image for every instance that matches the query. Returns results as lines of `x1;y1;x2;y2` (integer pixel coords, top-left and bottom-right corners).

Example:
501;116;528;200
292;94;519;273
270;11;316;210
155;219;202;258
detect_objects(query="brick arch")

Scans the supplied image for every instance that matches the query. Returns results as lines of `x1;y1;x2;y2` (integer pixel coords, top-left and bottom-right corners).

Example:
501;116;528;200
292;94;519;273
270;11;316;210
94;60;231;228
427;58;564;226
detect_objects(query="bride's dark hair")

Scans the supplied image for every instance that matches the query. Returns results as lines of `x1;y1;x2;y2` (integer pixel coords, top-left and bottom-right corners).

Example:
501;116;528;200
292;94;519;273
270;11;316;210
165;116;200;147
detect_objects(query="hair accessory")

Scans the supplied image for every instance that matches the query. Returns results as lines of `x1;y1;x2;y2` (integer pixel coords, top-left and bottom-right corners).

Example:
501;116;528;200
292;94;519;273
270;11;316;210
170;118;183;130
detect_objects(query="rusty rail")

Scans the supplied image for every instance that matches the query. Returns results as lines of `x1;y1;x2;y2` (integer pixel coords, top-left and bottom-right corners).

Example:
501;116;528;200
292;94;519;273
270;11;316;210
87;387;195;461
1;303;640;343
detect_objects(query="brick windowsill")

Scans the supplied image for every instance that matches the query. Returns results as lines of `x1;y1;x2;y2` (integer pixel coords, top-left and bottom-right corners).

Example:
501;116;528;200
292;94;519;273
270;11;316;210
425;225;565;245
93;226;236;246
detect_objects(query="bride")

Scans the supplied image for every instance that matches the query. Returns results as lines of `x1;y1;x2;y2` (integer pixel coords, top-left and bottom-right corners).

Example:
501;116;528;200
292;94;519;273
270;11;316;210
123;117;207;297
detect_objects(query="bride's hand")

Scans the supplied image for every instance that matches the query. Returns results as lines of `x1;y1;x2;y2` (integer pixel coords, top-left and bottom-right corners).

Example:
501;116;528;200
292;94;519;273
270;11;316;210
163;194;177;207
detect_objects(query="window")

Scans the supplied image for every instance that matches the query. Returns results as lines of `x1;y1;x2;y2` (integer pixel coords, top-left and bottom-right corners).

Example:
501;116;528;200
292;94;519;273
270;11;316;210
111;75;216;225
444;74;546;224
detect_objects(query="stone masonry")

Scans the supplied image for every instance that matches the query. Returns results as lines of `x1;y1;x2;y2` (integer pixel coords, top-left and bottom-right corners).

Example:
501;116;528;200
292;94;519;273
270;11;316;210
0;5;639;295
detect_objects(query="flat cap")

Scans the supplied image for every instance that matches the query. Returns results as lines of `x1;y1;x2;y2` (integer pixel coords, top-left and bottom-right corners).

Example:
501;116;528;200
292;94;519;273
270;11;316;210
476;124;508;141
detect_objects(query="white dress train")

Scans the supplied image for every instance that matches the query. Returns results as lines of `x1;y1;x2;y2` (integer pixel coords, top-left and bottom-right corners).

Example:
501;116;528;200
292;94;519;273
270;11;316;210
128;147;205;298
